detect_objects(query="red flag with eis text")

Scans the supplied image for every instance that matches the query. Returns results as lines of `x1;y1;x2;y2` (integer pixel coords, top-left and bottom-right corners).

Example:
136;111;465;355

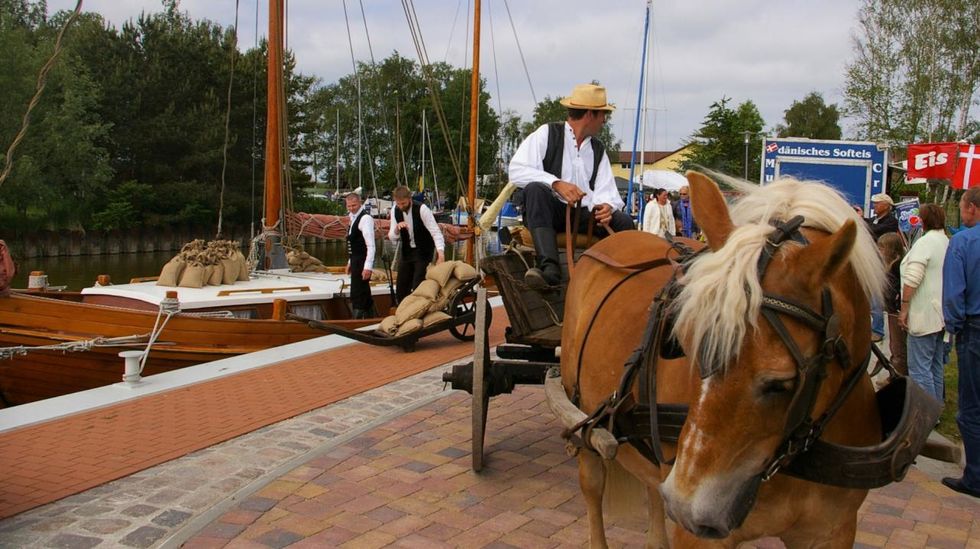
952;144;980;190
906;143;958;180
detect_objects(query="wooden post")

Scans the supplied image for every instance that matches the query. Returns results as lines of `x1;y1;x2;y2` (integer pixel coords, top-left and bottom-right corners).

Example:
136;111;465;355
272;298;287;321
264;0;284;267
465;0;481;264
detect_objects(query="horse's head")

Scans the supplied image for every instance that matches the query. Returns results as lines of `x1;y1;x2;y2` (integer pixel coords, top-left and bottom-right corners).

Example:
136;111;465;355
659;172;884;539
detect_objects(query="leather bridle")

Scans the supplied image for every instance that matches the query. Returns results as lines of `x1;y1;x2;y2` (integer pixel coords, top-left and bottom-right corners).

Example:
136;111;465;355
731;215;871;481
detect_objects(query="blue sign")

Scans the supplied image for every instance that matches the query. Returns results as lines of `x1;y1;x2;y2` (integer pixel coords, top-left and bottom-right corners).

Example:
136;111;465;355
762;138;888;212
894;198;921;233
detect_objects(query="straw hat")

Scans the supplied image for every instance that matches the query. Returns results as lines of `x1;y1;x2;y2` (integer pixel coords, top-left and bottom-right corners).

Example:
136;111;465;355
559;84;616;112
871;193;894;206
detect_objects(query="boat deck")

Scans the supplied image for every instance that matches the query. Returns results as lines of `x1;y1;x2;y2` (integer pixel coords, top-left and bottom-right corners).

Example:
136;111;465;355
0;301;977;548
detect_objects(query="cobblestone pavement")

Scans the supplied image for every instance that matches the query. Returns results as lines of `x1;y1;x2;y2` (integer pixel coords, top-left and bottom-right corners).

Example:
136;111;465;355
178;387;980;549
0;361;469;549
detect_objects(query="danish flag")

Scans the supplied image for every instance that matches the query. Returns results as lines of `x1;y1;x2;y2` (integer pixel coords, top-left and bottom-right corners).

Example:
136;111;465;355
766;142;778;153
952;144;980;189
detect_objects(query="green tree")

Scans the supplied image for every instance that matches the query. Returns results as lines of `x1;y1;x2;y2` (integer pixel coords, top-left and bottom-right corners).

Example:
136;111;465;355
681;97;765;179
775;92;842;139
844;0;979;143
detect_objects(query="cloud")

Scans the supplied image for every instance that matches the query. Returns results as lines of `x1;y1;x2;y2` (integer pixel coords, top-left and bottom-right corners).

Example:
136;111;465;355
47;0;860;150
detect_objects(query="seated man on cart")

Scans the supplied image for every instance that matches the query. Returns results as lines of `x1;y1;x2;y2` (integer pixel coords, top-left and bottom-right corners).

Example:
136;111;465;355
508;83;634;290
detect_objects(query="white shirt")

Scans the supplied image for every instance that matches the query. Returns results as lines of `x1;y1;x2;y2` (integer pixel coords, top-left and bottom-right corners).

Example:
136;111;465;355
900;229;948;336
387;202;445;254
642;199;675;237
347;207;375;271
508;122;624;211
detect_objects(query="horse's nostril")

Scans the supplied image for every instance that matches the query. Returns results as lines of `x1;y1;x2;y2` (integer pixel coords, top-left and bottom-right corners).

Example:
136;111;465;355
694;524;728;539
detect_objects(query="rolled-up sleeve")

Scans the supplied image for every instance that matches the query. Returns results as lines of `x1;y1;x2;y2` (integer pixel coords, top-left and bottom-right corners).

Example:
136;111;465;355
420;205;445;253
588;151;624;211
387;208;399;241
361;215;375;271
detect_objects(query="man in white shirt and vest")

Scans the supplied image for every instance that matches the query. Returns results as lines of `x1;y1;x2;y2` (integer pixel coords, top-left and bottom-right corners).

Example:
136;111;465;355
345;193;376;319
508;83;633;289
388;185;445;302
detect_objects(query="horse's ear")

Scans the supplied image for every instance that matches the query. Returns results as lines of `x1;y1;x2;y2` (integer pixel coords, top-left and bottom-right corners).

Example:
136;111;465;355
686;171;734;251
797;219;857;286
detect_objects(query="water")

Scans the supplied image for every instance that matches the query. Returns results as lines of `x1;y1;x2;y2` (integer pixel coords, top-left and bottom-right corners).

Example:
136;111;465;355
11;236;502;291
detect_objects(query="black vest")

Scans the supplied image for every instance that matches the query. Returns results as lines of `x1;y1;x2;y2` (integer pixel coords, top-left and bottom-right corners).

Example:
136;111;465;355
394;201;435;257
542;122;605;190
347;209;369;259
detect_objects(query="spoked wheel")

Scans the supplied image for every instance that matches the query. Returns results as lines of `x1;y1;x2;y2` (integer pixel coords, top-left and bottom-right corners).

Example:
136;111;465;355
471;287;492;471
450;287;490;341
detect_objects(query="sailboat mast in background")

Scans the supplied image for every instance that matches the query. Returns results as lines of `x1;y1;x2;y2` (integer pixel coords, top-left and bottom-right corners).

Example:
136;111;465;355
263;0;285;268
465;0;482;263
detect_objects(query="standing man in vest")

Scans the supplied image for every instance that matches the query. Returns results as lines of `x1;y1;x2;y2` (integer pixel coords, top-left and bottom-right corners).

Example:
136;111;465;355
345;193;376;319
388;185;445;302
508;83;633;289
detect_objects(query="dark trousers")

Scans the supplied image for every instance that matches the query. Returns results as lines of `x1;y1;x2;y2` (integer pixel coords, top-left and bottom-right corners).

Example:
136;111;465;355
396;247;433;302
522;181;634;235
957;317;980;490
349;255;374;313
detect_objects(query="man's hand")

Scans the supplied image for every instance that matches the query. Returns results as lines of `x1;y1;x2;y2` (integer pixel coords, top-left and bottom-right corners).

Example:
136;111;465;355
593;203;614;225
396;221;409;231
345;263;351;275
436;251;445;264
552;180;586;204
361;269;372;281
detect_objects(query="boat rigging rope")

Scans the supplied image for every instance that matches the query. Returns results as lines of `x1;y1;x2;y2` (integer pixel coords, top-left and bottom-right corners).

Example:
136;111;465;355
216;0;242;239
0;0;84;189
0;334;152;361
137;295;182;374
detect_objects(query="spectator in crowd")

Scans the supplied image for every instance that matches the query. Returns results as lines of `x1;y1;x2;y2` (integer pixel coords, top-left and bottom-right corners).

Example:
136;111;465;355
642;188;675;237
867;193;900;342
941;188;980;498
898;203;948;402
878;232;907;375
673;185;699;239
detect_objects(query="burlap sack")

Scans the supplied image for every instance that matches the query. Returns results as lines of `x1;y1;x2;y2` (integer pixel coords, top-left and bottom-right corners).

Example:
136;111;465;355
394;318;423;337
157;257;185;287
208;264;224;286
394;295;431;325
412;279;441;301
425;261;456;286
431;277;464;312
378;315;398;336
422;310;451;328
178;264;206;288
220;257;239;284
453;261;478;281
236;251;249;281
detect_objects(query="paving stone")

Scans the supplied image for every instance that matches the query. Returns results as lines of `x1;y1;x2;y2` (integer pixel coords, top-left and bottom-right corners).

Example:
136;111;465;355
119;525;168;548
253;528;304;548
79;517;132;534
44;533;103;548
151;508;192;527
120;504;159;518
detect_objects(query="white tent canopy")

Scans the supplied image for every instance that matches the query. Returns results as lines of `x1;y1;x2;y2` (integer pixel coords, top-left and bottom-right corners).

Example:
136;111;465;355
638;170;687;191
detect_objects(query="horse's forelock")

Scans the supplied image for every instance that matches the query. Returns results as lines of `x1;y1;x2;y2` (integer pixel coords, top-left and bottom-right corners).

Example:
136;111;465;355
672;176;885;376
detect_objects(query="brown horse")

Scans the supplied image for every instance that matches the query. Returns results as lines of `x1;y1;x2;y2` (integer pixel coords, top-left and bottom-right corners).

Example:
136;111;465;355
560;171;887;547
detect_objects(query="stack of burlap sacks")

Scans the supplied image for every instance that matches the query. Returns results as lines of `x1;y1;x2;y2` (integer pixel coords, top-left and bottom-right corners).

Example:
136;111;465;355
157;240;249;288
287;248;330;273
377;260;479;337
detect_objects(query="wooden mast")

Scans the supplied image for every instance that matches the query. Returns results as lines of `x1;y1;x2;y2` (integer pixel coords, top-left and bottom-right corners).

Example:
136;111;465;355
465;0;482;263
263;0;284;266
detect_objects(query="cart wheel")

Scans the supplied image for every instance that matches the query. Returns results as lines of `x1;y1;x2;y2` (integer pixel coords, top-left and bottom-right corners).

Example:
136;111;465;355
450;287;489;341
471;287;492;471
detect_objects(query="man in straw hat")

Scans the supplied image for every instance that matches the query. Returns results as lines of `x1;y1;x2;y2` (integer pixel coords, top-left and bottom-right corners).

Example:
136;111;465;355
508;83;633;289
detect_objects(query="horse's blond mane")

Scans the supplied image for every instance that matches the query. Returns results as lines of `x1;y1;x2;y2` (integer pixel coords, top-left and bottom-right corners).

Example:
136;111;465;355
672;175;885;373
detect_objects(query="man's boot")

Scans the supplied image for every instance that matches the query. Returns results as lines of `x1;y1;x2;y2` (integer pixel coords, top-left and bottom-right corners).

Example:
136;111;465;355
525;227;561;290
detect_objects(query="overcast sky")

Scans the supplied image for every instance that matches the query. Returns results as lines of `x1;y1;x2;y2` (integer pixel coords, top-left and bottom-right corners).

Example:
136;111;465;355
47;0;862;151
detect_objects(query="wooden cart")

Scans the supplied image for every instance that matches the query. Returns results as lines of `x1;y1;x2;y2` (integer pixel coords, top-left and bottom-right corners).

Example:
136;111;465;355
442;250;570;471
293;278;484;352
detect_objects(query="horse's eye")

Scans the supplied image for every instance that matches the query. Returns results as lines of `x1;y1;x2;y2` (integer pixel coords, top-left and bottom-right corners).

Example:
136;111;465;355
759;378;794;397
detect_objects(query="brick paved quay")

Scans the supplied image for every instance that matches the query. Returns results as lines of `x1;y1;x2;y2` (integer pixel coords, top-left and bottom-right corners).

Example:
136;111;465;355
1;304;979;547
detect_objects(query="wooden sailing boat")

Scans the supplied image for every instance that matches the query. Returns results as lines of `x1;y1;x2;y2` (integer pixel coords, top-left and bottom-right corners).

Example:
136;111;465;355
0;0;393;406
